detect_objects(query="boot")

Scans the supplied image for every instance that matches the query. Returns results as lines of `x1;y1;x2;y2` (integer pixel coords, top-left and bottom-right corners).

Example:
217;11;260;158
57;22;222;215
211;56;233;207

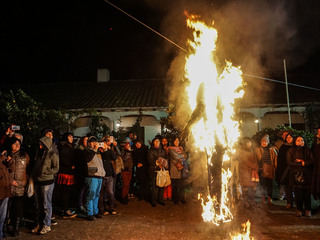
267;197;274;206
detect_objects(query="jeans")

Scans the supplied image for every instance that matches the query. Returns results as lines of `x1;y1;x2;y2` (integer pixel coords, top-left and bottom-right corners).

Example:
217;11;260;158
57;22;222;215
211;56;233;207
0;198;9;238
34;183;54;227
85;178;102;216
99;176;114;212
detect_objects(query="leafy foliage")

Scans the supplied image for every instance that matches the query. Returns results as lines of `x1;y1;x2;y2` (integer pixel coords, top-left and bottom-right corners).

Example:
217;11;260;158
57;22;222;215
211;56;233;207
252;125;315;148
0;89;69;148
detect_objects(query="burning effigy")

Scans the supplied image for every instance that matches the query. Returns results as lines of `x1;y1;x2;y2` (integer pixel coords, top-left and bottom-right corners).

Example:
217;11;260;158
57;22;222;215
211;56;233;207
176;15;253;239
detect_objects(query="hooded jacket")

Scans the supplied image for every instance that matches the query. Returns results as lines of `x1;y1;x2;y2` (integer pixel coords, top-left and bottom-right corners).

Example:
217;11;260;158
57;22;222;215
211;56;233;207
32;136;59;185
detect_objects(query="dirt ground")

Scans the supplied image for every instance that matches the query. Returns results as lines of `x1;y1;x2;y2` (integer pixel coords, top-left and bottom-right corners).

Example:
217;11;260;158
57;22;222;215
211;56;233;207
5;192;320;240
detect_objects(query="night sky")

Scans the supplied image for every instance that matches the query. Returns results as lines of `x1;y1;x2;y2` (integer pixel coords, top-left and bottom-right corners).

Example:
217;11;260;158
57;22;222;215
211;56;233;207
1;0;320;89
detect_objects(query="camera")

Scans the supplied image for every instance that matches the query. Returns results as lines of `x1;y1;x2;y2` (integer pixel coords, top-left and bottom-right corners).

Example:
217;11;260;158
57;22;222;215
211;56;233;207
110;136;114;143
98;142;105;148
11;125;20;131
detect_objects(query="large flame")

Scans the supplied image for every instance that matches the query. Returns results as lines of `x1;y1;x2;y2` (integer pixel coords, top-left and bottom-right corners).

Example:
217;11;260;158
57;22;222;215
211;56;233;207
184;17;244;225
230;221;253;240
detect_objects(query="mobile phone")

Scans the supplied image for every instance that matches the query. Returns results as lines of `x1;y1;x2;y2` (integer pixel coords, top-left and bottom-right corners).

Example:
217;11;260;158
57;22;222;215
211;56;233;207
11;125;20;131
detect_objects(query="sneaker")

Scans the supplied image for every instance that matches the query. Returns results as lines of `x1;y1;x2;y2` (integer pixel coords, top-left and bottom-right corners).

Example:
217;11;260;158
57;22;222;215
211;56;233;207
63;210;77;219
31;224;41;234
103;211;110;216
296;210;302;217
51;219;58;226
78;206;86;213
305;210;312;217
51;216;56;220
110;210;117;215
39;225;51;235
86;215;95;221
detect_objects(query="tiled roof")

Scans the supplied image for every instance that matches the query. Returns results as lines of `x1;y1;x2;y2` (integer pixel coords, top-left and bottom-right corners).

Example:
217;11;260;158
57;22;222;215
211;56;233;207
1;79;168;110
1;78;319;110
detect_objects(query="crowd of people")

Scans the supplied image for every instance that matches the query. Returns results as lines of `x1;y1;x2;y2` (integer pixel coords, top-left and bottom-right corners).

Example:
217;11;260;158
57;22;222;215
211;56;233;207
232;129;320;218
0;125;320;239
0;126;189;238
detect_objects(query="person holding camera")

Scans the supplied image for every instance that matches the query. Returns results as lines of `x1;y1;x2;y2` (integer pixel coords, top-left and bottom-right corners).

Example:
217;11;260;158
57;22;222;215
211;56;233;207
98;139;117;215
83;136;105;221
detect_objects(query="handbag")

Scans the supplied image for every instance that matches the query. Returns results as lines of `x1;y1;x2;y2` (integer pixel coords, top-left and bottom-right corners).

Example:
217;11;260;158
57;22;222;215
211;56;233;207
251;170;259;182
156;168;171;187
27;178;34;198
114;157;124;175
261;163;274;179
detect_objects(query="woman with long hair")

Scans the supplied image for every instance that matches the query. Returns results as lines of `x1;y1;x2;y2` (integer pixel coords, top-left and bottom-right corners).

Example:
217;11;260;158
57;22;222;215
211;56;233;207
287;135;314;217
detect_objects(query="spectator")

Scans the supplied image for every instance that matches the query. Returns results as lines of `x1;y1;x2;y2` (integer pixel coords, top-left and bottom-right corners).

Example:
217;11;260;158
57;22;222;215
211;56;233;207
237;137;259;209
0;151;13;240
31;136;59;235
312;128;320;201
255;136;277;205
161;137;172;201
169;137;188;205
7;137;30;236
148;137;168;207
287;136;314;217
83;136;105;221
98;139;117;215
132;140;149;201
275;133;294;208
74;136;88;214
56;132;77;218
120;142;133;204
274;129;290;152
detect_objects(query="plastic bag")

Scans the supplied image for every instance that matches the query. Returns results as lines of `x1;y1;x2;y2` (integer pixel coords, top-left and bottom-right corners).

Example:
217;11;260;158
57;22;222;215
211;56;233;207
156;168;171;187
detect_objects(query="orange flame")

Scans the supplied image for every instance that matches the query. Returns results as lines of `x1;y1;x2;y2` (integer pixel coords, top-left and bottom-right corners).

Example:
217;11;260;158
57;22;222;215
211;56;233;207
230;221;253;240
184;17;244;225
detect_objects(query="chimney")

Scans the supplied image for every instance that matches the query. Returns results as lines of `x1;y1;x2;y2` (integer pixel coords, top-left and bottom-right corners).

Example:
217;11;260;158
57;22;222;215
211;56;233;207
97;68;110;82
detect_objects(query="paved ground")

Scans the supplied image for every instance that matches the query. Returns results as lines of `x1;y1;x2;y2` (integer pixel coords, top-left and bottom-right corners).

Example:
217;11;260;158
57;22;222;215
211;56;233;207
5;192;320;240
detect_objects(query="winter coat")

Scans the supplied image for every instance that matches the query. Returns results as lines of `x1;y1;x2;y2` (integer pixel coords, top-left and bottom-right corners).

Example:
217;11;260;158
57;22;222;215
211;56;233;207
0;155;12;200
32;136;59;184
312;142;320;199
169;146;188;179
132;145;149;180
255;146;277;178
275;144;292;185
287;146;313;189
121;149;133;172
58;141;75;175
74;144;87;185
147;147;168;179
101;149;117;177
83;148;105;178
8;150;30;197
237;147;258;187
